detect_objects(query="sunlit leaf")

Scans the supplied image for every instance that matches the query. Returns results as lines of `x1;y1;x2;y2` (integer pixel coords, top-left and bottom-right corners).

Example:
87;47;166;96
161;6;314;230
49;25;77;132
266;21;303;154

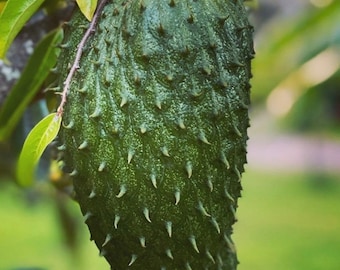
0;0;44;59
16;113;62;187
76;0;98;21
0;28;63;141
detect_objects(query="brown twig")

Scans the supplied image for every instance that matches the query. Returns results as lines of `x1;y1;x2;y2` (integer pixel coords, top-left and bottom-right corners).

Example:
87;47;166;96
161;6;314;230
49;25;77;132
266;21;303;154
56;0;108;117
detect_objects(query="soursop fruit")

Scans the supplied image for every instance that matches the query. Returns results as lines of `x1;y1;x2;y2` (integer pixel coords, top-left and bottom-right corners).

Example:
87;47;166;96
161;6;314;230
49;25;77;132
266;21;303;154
58;0;253;269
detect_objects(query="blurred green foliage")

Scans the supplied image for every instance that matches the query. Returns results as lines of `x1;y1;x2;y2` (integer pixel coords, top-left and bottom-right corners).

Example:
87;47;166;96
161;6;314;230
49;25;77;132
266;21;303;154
252;0;340;135
252;0;340;103
284;69;340;134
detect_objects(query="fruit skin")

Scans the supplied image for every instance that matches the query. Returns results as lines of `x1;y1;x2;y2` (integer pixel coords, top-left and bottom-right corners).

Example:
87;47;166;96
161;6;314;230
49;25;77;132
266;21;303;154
58;1;253;269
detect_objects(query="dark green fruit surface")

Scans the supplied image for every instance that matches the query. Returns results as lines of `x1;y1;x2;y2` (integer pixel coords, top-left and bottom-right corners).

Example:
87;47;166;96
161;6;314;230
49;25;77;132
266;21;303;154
58;1;253;269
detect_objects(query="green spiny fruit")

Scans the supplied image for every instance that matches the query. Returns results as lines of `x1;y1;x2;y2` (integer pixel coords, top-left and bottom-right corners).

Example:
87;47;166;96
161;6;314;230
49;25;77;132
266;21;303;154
58;0;253;269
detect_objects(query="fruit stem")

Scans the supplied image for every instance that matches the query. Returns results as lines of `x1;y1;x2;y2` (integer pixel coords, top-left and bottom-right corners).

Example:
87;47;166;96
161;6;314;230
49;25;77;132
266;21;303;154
56;0;108;117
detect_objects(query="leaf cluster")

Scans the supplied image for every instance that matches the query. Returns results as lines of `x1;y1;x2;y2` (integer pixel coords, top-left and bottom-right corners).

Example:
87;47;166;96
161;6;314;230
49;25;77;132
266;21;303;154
0;0;99;186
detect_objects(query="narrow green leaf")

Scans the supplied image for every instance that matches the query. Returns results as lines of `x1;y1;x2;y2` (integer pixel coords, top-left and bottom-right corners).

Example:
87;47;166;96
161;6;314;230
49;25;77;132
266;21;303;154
0;0;44;59
76;0;98;21
0;28;63;141
16;113;62;187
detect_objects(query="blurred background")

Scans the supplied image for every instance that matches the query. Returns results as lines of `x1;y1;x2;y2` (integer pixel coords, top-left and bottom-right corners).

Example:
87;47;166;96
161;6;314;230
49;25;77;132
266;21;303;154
1;0;340;269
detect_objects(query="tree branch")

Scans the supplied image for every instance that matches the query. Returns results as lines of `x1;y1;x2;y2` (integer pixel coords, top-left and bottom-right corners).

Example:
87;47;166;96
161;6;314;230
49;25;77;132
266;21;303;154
56;0;107;117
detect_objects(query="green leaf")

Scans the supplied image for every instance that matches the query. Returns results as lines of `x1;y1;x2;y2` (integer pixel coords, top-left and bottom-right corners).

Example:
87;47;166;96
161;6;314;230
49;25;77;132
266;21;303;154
0;2;6;14
16;113;62;187
0;0;44;59
76;0;98;21
0;28;63;141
